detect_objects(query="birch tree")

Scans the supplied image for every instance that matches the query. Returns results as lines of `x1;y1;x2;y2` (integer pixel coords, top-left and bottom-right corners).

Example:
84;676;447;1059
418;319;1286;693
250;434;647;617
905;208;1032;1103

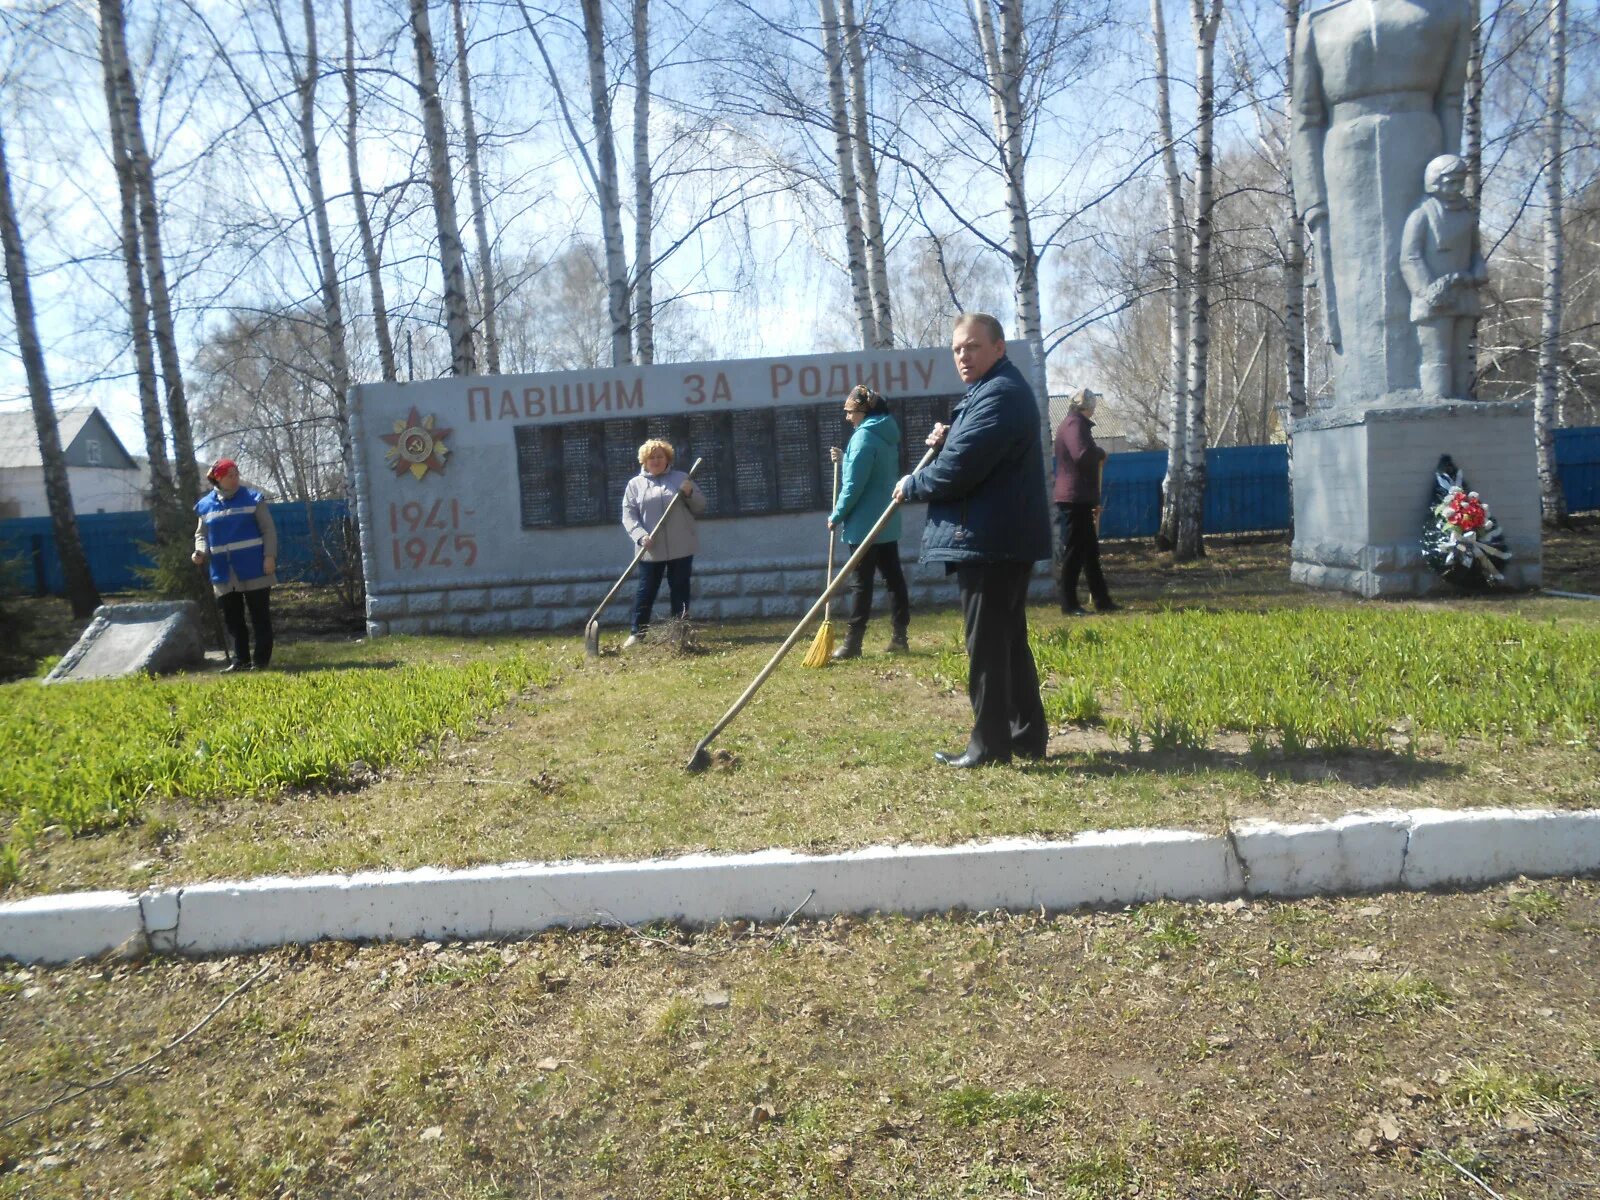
1536;0;1567;525
841;0;892;346
580;0;632;366
1175;0;1223;563
96;6;172;515
100;0;200;505
1280;0;1306;423
0;122;100;617
1152;0;1191;550
819;0;873;345
346;0;395;381
409;0;475;375
973;0;1051;449
276;0;353;489
451;0;501;374
632;0;654;364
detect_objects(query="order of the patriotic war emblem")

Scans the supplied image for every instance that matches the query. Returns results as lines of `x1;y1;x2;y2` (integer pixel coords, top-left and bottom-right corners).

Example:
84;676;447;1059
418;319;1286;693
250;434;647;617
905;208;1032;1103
382;408;452;480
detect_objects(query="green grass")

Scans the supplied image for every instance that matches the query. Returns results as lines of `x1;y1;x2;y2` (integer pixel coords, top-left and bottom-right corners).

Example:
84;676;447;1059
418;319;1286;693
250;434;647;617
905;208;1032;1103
0;643;554;883
4;594;1600;896
1002;609;1600;753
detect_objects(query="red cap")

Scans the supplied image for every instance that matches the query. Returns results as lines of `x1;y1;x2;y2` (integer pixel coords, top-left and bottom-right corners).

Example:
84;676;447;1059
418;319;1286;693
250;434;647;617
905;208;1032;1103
207;457;238;482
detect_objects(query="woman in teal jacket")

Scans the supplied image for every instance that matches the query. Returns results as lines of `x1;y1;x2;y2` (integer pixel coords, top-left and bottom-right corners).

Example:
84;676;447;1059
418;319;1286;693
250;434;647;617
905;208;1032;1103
828;386;911;659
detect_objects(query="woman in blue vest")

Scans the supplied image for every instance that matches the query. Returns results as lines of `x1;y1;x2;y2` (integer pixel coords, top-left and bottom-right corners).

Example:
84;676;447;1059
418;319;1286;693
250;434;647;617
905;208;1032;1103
828;385;910;659
192;458;278;672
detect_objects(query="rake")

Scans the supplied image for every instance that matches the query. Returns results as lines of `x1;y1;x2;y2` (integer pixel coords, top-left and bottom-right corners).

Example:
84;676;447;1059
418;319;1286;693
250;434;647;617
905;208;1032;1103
584;457;703;658
686;445;936;772
800;455;842;668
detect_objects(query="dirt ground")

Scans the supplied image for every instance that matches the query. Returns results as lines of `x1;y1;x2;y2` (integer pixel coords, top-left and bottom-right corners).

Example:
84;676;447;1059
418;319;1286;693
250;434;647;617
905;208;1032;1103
2;881;1596;1198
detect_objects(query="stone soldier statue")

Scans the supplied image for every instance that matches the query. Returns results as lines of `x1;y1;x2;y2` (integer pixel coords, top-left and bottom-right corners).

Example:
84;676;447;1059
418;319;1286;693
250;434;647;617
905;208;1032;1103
1290;0;1472;405
1400;154;1487;398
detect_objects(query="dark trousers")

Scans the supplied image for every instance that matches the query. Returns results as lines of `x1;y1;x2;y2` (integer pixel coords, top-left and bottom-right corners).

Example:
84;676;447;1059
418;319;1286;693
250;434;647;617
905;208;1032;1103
845;540;910;637
219;588;273;667
1057;502;1111;610
631;555;692;634
955;561;1047;761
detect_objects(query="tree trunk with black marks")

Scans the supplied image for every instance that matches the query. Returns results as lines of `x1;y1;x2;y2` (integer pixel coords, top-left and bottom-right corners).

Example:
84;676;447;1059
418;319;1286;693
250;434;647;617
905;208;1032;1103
451;0;501;374
0;124;101;617
820;0;873;348
1537;0;1567;525
96;6;172;516
344;0;396;381
632;0;654;364
1152;0;1191;549
101;0;200;507
409;0;476;375
1175;0;1222;563
581;0;633;367
841;0;892;347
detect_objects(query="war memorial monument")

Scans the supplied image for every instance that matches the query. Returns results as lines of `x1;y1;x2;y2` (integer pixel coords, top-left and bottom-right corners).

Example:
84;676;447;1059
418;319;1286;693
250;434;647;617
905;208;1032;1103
1288;0;1541;596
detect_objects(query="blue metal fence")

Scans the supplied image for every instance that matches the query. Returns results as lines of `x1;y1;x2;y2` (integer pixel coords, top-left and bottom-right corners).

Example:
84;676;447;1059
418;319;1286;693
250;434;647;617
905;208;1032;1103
1099;444;1290;539
1555;426;1600;514
3;428;1597;596
0;498;351;595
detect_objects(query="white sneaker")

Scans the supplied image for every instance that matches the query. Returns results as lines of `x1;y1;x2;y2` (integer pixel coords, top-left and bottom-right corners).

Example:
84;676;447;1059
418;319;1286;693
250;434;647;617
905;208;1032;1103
622;633;642;649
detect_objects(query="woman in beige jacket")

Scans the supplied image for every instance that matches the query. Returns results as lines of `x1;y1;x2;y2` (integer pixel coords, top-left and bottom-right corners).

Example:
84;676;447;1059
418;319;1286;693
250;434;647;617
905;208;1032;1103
620;439;706;646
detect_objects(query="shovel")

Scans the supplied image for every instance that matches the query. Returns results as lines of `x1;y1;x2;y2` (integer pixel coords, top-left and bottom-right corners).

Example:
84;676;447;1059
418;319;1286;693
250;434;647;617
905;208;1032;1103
585;457;703;657
686;445;936;772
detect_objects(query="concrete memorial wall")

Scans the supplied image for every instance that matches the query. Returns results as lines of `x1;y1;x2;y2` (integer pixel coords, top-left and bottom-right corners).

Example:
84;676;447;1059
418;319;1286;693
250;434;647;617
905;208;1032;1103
351;346;1036;637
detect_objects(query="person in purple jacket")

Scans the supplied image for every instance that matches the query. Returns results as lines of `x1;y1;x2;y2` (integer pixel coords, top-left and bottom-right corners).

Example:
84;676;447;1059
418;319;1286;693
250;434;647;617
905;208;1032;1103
1052;388;1117;616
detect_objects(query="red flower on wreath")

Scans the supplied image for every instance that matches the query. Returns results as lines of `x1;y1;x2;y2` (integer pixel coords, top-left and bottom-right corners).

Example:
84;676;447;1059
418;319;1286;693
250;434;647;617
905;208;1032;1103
1446;489;1486;533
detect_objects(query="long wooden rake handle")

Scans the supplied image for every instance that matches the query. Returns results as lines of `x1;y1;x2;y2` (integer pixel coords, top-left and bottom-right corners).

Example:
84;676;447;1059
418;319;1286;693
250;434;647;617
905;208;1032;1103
686;445;937;770
823;456;840;622
587;457;704;628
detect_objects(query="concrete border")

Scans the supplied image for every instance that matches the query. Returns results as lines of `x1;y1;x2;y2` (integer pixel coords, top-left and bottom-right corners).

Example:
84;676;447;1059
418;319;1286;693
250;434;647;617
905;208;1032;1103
3;807;1597;964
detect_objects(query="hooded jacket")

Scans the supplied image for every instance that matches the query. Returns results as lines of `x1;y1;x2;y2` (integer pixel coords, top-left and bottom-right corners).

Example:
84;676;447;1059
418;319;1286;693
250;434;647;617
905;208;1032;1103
830;411;903;546
900;355;1052;565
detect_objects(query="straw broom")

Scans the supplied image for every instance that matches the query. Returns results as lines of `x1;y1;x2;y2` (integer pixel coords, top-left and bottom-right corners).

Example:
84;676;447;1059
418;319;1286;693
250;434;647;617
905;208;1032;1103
800;456;842;668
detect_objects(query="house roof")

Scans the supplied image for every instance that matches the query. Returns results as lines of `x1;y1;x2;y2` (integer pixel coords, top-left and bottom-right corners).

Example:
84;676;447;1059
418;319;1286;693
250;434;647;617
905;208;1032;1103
1046;392;1130;441
0;406;132;469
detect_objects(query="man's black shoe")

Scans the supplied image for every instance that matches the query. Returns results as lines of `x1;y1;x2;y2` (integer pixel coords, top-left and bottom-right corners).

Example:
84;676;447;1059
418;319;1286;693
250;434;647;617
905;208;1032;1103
221;661;252;673
1013;744;1047;761
1060;605;1088;616
934;748;1009;768
1094;600;1121;612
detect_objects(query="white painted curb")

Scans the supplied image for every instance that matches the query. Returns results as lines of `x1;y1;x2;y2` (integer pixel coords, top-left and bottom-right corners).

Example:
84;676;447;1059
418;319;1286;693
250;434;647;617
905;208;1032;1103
2;807;1597;964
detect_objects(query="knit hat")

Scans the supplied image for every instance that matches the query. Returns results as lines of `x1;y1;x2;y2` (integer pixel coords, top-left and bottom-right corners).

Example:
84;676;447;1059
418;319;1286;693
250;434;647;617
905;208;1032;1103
207;457;238;483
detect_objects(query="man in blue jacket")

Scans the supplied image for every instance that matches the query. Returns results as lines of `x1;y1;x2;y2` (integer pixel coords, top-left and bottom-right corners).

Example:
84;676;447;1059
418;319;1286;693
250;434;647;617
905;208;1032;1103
894;314;1053;767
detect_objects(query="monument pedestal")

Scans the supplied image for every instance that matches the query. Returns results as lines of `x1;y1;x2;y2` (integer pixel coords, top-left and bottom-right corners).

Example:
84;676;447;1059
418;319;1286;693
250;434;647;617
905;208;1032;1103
1289;397;1542;598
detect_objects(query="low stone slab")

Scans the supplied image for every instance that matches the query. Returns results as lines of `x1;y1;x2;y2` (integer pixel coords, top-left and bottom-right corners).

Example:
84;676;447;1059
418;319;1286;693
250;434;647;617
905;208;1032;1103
44;601;206;684
0;890;144;962
3;808;1596;963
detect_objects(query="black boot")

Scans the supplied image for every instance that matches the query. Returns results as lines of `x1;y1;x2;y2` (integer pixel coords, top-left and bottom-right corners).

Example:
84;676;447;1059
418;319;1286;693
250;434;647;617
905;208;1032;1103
887;626;909;653
832;627;864;661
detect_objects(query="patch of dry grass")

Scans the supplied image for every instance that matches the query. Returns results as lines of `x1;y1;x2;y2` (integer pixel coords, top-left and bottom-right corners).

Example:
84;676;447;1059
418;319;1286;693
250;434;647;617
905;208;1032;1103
2;881;1596;1198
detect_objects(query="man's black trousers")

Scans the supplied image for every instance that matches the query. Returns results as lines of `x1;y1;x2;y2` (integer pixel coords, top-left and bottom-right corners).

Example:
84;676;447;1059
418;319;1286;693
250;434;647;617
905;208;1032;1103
955;561;1047;761
219;588;274;668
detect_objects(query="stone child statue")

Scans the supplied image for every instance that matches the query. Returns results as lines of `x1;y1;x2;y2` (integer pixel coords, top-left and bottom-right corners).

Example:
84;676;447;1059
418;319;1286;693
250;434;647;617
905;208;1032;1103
1400;155;1486;398
1290;0;1472;405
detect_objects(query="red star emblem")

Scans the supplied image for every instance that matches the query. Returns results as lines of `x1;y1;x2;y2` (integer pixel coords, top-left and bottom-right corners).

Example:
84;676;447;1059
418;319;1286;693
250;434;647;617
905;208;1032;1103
382;407;452;480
